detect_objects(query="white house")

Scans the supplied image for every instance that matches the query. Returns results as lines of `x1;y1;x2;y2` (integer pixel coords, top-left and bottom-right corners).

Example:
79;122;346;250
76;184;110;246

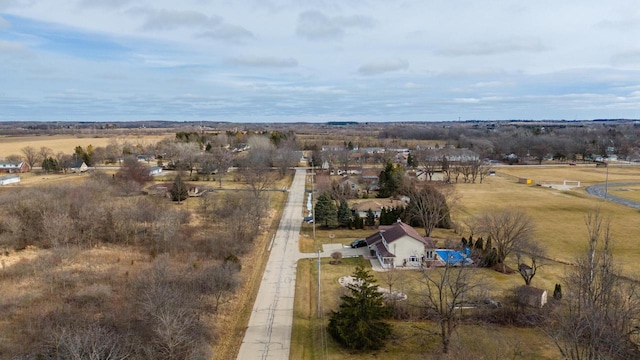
364;221;435;269
0;174;20;185
70;161;88;173
149;166;163;176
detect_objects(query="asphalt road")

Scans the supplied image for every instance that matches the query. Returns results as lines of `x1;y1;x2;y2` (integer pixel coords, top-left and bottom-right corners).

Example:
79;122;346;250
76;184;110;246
236;168;308;360
585;182;640;210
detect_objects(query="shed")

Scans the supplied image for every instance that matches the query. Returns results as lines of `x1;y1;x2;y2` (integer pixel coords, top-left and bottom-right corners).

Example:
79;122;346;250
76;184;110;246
0;174;20;185
518;178;533;185
516;285;548;308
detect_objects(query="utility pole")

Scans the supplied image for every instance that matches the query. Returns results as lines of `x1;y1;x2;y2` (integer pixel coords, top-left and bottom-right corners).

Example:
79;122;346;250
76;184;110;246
311;161;316;239
604;161;609;200
317;250;321;317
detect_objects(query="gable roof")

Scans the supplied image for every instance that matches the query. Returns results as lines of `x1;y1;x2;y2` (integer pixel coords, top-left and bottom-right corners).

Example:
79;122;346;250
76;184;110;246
0;161;26;169
365;221;435;248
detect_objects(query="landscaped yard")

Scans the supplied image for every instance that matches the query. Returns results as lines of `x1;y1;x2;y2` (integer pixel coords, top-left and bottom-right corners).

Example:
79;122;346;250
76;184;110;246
293;164;640;358
292;258;560;360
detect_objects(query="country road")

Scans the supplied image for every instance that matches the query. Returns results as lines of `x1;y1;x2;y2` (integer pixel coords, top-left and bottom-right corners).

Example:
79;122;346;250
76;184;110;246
236;168;309;360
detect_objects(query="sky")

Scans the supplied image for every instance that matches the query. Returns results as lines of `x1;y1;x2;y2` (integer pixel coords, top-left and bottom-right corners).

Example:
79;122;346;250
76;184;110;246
1;0;640;122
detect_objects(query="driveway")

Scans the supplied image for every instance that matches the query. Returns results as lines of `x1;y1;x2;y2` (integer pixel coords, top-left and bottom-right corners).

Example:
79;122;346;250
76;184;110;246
237;168;306;360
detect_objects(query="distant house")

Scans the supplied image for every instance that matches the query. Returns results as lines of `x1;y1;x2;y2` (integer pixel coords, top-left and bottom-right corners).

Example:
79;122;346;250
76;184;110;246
0;161;30;174
352;199;406;219
149;166;163;176
339;178;360;196
516;285;548;308
70;161;89;173
364;221;436;269
0;174;20;185
136;154;151;162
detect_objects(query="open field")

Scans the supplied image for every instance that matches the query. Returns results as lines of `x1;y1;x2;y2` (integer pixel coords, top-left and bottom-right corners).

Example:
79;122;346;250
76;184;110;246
609;184;640;203
455;165;640;276
0;134;172;156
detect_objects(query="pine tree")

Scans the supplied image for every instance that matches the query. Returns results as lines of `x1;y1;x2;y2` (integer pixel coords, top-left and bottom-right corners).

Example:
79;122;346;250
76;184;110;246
328;266;392;351
366;209;376;227
337;199;352;228
170;174;188;202
475;237;484;251
314;193;338;228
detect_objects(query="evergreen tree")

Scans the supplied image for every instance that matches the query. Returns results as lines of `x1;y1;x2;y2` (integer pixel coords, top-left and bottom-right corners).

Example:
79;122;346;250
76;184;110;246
314;193;338;228
353;212;364;229
407;152;417;168
475;237;484;251
553;283;563;300
366;209;376;227
42;156;60;173
328;266;392;351
337;199;352;228
170;174;188;202
378;161;404;198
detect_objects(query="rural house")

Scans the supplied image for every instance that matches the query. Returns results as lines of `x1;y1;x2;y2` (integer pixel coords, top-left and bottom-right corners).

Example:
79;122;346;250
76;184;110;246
364;221;435;269
70;161;88;173
148;166;163;176
352;199;406;219
0;161;30;174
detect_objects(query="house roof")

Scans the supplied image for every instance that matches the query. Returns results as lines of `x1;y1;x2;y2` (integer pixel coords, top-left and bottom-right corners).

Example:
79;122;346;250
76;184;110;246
352;199;405;212
365;221;435;249
71;161;86;168
0;161;26;169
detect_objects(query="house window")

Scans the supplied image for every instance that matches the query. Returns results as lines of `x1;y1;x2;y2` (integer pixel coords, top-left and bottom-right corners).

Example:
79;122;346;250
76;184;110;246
425;251;433;259
409;256;419;262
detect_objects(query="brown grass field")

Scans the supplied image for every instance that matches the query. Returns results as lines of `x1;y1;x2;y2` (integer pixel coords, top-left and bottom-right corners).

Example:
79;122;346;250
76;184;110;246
0;134;171;157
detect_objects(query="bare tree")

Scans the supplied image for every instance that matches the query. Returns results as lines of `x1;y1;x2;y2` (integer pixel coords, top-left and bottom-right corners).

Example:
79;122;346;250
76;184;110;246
475;208;535;273
404;181;457;237
21;146;40;168
515;240;545;286
210;147;234;188
550;209;640;359
38;146;53;165
417;263;478;354
48;323;131;360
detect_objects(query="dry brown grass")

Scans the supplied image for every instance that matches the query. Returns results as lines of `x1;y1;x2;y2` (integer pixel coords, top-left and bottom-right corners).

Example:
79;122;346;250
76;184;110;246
454;165;640;277
0;134;170;156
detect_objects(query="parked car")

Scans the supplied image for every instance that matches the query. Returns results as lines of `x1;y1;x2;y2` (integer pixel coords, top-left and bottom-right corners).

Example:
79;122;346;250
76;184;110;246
350;239;367;248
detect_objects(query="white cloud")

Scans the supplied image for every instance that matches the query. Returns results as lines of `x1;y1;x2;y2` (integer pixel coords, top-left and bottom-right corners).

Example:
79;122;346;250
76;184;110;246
227;55;298;68
0;15;9;28
438;38;547;57
0;40;31;56
296;9;375;40
197;24;254;43
132;8;221;31
77;0;133;9
358;59;408;76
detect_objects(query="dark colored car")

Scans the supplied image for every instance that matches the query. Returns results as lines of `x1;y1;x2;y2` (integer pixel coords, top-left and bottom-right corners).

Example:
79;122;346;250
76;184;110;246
350;239;367;248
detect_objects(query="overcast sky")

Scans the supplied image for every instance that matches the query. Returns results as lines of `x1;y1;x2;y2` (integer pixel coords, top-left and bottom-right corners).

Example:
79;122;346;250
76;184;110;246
1;0;640;122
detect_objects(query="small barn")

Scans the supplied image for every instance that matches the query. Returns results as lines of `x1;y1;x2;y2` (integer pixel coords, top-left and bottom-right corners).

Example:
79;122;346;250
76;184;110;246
516;285;548;308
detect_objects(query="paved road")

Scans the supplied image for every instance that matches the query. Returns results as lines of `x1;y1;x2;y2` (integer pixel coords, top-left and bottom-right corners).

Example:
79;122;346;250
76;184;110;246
237;168;308;360
585;182;640;210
